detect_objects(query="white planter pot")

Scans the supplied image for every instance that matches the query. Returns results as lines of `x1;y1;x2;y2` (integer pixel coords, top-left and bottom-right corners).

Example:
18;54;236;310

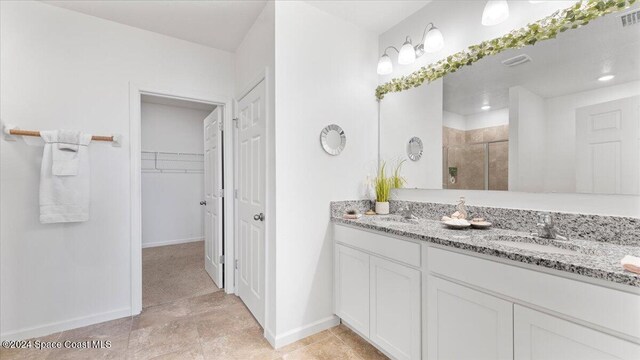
375;201;390;215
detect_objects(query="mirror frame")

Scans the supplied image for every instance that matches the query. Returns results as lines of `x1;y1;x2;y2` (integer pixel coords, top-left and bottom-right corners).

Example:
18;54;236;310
407;137;424;161
320;124;346;156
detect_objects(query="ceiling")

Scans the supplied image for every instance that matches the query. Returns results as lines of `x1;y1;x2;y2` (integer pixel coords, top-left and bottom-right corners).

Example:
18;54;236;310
42;0;268;52
304;0;431;34
444;6;640;116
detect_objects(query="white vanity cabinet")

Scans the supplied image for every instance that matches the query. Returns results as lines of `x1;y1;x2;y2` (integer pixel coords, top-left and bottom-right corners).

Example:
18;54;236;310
427;276;513;360
370;256;421;360
334;225;422;360
334;223;640;360
514;305;640;360
335;244;370;336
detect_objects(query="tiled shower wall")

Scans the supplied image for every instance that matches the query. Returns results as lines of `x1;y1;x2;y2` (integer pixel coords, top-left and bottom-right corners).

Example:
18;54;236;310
443;125;509;191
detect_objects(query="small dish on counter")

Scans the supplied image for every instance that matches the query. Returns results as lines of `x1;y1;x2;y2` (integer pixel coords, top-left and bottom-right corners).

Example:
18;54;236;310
470;218;492;229
441;218;471;230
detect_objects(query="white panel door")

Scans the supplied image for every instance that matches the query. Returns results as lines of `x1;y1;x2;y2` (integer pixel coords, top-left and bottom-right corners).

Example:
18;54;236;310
576;96;640;194
335;244;370;336
428;275;513;360
203;108;223;288
237;81;266;326
514;305;640;360
370;256;421;360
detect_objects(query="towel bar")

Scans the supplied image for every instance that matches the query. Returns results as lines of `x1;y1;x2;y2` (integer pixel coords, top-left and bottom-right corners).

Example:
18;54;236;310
3;123;121;146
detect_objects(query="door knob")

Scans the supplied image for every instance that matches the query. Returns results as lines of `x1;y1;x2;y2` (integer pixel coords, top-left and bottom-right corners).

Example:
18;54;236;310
253;213;265;221
200;201;207;205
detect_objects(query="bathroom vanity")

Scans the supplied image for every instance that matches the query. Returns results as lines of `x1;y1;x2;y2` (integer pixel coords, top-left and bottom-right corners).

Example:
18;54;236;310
331;202;640;360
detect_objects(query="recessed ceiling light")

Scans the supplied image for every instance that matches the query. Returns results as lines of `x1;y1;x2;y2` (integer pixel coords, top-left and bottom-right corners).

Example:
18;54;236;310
598;74;615;82
481;105;491;110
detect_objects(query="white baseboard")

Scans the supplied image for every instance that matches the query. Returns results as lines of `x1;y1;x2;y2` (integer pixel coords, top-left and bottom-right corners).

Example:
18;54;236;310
0;307;131;341
272;315;340;349
264;328;277;348
142;237;203;248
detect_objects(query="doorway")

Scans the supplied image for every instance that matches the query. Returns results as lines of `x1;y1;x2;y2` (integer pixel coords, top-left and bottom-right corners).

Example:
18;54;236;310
139;95;222;308
130;84;235;315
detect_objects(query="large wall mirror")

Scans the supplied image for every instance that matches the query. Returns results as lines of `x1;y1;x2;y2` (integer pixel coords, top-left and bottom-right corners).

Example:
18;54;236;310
379;3;640;195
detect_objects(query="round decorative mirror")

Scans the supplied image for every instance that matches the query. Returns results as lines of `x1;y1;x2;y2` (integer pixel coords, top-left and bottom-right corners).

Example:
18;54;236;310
320;124;346;156
407;137;423;161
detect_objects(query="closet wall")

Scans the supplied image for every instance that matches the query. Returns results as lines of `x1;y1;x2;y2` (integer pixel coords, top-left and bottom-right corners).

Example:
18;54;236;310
141;100;211;248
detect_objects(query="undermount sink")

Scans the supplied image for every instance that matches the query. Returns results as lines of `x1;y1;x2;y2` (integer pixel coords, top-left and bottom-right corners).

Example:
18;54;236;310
488;235;586;256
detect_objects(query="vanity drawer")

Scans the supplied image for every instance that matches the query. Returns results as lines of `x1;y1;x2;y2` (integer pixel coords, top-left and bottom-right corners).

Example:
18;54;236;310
428;246;640;340
334;224;421;268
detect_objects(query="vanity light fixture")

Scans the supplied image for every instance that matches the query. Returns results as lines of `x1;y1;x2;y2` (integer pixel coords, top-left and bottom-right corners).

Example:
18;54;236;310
377;46;398;75
598;74;615;82
481;105;492;110
482;0;510;26
377;23;444;75
416;23;444;55
398;37;417;65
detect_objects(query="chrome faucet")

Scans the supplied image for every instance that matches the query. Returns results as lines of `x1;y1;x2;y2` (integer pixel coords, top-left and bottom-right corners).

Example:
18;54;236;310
533;212;567;240
399;205;417;220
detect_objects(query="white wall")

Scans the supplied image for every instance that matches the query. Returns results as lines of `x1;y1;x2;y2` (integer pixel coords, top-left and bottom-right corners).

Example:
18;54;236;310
380;80;443;189
141;102;208;153
509;86;546;192
141;102;209;248
466;108;508;130
274;1;378;346
0;1;234;340
443;111;466;130
544;81;640;193
234;1;278;342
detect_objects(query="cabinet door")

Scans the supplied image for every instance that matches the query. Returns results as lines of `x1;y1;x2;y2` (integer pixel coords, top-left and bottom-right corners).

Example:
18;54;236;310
370;256;421;360
427;275;513;360
335;244;370;336
514;305;640;360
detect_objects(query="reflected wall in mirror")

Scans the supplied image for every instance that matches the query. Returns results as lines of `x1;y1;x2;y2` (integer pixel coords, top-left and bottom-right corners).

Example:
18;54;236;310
379;4;640;195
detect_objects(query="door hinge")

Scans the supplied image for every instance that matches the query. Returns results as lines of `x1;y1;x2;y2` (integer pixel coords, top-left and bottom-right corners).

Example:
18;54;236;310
218;121;224;132
235;259;239;269
234;189;238;199
232;118;239;128
219;255;225;264
217;189;224;198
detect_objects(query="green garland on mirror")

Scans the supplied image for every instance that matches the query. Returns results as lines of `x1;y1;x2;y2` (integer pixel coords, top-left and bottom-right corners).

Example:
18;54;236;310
375;0;636;100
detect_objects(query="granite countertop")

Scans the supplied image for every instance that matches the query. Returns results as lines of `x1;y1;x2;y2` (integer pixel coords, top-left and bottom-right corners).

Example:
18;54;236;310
332;214;640;288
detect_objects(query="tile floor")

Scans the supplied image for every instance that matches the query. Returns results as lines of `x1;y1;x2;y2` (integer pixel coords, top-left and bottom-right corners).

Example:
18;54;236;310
2;241;388;359
1;291;389;360
142;241;219;308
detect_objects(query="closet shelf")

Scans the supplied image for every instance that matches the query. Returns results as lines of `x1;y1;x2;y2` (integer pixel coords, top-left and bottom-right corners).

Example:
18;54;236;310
141;150;204;173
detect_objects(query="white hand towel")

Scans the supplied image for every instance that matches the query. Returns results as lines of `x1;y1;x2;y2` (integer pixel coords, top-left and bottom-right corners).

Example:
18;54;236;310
57;129;80;152
40;130;93;223
52;130;82;175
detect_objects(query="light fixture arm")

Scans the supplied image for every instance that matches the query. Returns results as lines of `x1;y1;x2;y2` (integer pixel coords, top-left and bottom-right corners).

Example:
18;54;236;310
419;23;436;47
382;46;400;56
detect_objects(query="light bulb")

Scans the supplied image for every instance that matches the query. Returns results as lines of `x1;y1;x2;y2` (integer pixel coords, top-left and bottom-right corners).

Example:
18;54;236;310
377;54;393;75
481;105;491;111
424;26;444;53
482;0;509;26
398;38;416;65
598;74;615;82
